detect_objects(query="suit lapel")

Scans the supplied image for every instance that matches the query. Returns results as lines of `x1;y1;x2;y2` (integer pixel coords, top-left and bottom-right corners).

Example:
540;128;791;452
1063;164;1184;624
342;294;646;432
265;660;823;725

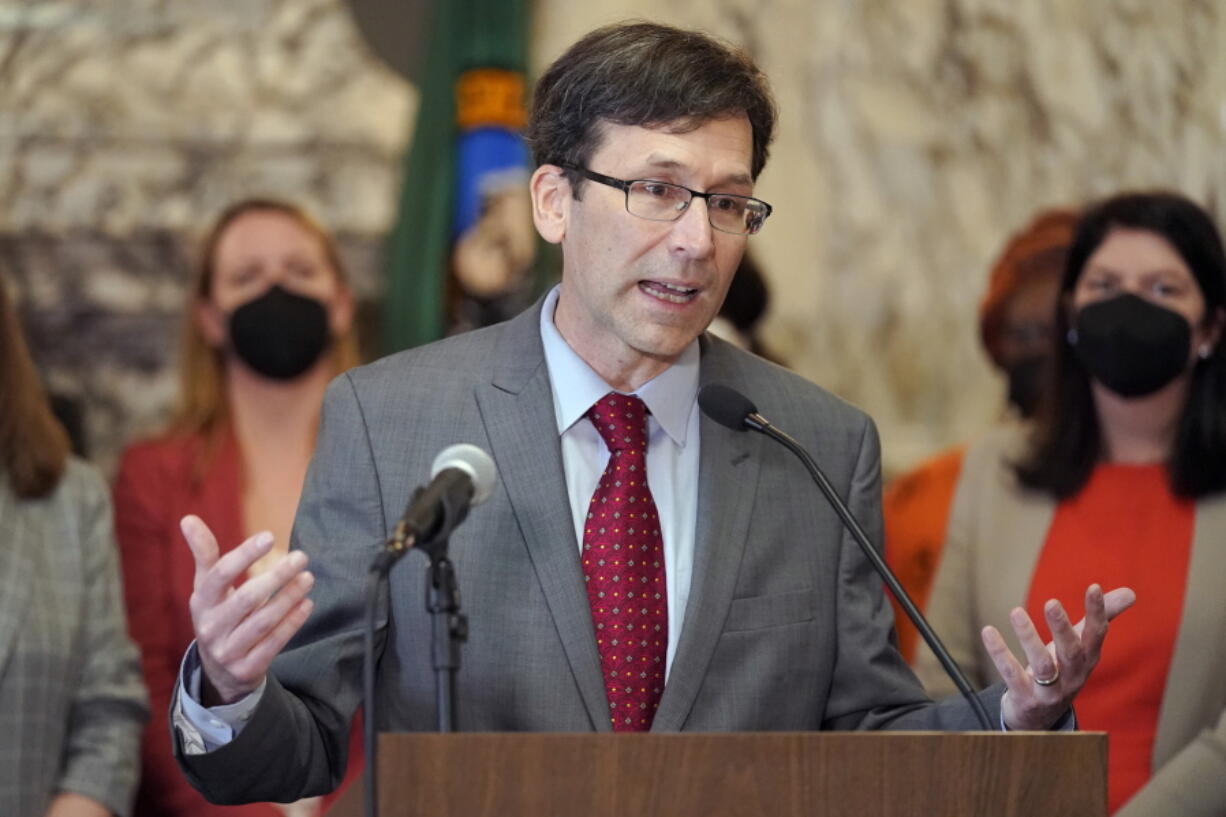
473;304;611;731
653;339;762;731
0;484;36;680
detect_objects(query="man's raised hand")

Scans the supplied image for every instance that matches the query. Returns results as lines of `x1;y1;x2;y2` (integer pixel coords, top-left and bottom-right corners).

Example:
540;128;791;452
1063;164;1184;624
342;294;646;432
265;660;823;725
181;514;315;705
986;583;1136;730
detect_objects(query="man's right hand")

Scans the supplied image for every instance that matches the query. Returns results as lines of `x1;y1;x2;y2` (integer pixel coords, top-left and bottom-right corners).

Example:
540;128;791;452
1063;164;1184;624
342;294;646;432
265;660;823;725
181;514;315;706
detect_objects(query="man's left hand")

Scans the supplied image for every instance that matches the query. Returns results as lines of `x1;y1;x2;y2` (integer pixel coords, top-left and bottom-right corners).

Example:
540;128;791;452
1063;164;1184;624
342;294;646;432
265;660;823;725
983;583;1137;731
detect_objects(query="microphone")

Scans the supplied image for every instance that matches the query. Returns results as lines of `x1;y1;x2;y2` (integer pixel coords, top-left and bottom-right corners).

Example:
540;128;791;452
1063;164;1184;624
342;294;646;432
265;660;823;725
373;443;498;572
363;443;496;816
697;383;994;730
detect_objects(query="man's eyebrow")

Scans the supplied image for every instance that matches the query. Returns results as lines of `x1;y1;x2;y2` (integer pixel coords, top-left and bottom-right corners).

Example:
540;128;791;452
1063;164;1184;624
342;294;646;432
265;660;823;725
639;156;753;189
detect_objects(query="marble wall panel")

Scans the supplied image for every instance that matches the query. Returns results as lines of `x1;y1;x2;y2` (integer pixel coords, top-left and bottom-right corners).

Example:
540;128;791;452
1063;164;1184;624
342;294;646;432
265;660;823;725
3;0;1224;478
1;0;412;471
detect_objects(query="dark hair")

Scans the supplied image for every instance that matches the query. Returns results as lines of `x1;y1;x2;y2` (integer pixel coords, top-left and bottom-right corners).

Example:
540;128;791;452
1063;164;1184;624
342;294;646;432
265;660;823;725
526;21;777;192
719;252;770;331
1016;191;1226;499
0;277;70;499
717;252;785;364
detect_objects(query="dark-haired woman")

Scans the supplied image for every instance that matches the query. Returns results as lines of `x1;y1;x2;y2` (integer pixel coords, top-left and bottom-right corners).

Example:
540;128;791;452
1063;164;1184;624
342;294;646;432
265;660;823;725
0;279;148;817
918;191;1226;816
113;199;361;817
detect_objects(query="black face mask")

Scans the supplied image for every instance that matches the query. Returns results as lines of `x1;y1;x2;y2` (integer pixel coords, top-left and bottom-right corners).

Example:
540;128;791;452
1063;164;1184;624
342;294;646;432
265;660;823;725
1070;293;1191;398
1004;355;1047;418
228;285;331;380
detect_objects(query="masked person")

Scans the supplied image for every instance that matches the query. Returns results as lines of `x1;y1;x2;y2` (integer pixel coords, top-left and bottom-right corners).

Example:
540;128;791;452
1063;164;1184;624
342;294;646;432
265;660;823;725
883;208;1077;662
918;191;1226;816
0;275;148;817
113;199;360;817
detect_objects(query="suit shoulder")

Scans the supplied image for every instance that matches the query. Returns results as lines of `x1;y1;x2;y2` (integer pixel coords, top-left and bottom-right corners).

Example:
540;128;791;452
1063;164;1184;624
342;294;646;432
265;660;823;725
342;320;510;392
59;457;109;504
32;459;114;545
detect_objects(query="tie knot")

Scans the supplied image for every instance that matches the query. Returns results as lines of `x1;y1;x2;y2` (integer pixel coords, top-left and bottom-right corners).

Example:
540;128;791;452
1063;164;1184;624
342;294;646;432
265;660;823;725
588;392;649;453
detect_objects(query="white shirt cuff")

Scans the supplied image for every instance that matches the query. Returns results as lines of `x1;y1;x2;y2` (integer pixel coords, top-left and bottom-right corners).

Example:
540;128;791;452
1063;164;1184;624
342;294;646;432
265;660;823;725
173;642;266;755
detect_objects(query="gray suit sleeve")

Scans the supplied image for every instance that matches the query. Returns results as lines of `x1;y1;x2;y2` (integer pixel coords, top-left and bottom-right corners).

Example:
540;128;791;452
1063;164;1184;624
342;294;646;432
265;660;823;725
176;372;389;803
58;464;149;817
819;416;1001;731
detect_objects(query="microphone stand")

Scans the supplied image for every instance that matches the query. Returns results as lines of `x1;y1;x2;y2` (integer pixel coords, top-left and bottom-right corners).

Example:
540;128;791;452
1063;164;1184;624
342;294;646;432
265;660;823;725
363;497;470;817
427;550;466;733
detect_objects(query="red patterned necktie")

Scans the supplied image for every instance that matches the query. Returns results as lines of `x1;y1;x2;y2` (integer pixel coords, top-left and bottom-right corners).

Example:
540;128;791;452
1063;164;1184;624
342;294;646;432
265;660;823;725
582;392;668;731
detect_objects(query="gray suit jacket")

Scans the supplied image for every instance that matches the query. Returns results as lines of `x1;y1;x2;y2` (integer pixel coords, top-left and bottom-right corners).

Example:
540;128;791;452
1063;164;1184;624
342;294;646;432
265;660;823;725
177;301;1000;803
918;426;1226;817
0;460;148;817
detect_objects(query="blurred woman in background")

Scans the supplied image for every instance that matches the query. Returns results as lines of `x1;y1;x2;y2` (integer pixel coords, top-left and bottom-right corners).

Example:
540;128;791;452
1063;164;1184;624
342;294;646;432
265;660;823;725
113;198;361;817
884;208;1076;662
919;191;1226;816
0;276;147;817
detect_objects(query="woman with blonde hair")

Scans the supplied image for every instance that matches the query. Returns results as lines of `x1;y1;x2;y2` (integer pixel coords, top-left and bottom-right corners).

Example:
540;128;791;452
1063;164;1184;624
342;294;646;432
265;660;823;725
113;198;360;817
0;276;148;817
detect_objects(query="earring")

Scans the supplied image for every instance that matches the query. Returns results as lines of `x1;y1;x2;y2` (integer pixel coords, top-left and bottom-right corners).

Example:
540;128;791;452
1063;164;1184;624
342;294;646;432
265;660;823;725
1198;343;1212;359
1067;328;1079;345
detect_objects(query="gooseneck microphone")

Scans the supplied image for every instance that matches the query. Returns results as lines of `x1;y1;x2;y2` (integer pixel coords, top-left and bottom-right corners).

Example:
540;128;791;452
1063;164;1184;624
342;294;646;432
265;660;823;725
697;383;993;730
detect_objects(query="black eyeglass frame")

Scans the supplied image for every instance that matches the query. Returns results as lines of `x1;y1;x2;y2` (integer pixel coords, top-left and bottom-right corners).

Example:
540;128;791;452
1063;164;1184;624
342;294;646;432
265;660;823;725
558;163;773;236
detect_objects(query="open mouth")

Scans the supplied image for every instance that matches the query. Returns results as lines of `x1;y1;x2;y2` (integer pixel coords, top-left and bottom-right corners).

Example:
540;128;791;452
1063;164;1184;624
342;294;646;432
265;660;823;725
639;280;699;304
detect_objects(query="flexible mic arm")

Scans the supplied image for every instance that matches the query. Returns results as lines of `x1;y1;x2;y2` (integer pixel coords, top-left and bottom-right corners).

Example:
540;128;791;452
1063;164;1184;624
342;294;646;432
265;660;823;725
701;385;993;730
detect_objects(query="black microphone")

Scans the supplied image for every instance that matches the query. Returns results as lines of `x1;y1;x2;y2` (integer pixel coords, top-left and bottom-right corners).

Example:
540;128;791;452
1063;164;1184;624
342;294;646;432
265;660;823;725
372;443;498;572
697;383;994;730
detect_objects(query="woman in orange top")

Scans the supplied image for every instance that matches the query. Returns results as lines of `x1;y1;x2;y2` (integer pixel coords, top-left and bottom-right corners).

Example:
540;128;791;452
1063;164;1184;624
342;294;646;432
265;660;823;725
919;191;1226;816
113;199;363;817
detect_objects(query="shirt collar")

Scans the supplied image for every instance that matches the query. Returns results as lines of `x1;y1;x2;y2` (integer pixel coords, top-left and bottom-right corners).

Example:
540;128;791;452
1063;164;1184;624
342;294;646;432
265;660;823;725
539;285;698;448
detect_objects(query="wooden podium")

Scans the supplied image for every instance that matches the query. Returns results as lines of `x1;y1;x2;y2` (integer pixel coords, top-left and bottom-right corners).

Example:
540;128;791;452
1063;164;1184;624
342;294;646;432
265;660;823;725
326;731;1105;817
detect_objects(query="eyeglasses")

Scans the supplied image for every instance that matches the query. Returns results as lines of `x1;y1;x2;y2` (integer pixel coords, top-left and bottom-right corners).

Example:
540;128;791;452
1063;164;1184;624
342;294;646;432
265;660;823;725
559;164;773;236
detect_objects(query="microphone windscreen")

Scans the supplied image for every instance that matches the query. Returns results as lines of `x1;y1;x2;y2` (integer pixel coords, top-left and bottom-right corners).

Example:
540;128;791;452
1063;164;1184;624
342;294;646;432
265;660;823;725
431;444;498;505
698;383;758;431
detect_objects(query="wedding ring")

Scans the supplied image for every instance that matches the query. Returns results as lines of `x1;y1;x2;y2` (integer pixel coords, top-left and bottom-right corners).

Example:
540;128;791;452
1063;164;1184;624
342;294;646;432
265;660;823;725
1033;665;1061;686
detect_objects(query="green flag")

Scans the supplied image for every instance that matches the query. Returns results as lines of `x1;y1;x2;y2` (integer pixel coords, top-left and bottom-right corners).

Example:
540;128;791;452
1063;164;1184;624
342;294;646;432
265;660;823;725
380;0;531;354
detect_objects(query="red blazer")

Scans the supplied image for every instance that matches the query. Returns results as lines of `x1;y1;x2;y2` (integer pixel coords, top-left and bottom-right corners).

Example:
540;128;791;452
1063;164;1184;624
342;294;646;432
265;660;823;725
114;431;361;817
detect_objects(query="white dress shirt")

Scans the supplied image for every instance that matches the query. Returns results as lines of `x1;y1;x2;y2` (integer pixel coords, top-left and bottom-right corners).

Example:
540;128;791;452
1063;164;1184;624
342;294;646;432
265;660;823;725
538;285;701;677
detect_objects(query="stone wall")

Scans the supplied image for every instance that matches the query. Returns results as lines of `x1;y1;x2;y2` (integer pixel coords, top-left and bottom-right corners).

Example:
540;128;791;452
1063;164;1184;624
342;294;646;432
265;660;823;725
4;0;1223;475
1;0;413;470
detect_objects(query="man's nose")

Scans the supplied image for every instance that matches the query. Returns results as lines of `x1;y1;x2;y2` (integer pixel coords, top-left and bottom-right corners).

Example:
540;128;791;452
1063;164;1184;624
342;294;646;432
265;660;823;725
669;199;716;258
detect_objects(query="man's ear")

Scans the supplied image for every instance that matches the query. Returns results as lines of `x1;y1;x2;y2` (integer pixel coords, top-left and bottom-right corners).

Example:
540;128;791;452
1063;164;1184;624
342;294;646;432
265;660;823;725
530;164;569;245
195;300;226;348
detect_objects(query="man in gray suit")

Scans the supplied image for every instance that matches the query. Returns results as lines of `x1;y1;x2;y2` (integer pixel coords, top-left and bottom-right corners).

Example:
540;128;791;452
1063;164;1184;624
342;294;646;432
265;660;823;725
172;22;1133;803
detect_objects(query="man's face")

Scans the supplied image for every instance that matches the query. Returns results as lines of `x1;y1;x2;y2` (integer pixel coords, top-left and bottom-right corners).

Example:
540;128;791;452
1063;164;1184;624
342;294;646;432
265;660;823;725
543;116;754;389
